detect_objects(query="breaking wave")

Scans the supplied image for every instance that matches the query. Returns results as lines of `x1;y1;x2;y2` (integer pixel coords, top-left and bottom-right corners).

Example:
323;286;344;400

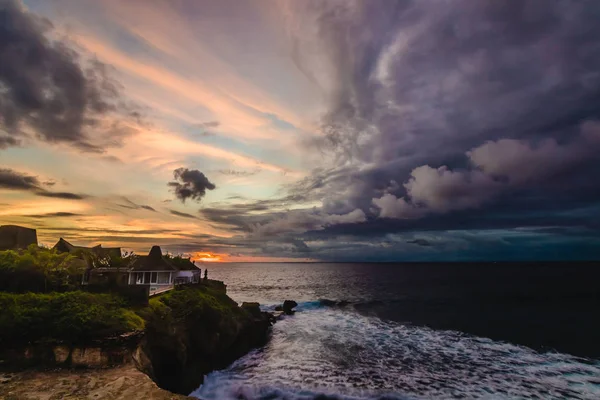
191;304;600;399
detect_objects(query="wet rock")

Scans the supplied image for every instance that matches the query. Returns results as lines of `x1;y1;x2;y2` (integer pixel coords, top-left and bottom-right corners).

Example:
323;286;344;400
282;300;298;315
274;305;283;311
241;302;261;317
271;311;285;320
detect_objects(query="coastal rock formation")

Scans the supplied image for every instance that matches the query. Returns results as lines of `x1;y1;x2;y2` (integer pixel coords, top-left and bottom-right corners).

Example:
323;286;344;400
0;280;274;398
241;301;262;317
283;300;298;315
135;283;273;395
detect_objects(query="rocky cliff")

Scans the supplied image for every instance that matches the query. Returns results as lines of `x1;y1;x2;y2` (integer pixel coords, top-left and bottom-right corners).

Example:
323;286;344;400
134;282;273;394
0;280;275;398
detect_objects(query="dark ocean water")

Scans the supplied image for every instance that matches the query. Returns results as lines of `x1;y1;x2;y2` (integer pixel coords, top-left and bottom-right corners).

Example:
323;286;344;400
190;262;600;399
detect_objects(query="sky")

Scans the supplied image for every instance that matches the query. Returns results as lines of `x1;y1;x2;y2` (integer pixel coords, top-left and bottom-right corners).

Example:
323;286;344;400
1;0;600;262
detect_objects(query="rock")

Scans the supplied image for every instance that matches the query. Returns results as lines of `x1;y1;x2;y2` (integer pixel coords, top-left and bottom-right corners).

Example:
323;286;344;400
282;300;298;315
241;302;262;317
274;305;283;311
271;311;285;321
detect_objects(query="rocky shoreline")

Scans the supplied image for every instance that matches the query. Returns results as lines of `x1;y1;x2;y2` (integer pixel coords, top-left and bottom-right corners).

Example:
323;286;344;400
0;282;295;399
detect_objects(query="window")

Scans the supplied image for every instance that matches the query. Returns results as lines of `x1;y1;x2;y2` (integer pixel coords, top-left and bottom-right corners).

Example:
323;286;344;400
158;272;170;284
144;272;151;284
136;272;144;284
151;272;158;283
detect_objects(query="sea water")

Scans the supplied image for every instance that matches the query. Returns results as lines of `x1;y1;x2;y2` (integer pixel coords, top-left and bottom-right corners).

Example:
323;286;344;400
190;262;600;399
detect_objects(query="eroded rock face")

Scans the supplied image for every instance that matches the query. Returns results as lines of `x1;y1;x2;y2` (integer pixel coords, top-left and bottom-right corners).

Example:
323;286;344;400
136;286;274;395
241;302;262;317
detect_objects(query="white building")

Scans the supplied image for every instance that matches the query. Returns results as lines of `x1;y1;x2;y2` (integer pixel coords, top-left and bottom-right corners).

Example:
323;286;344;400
128;245;201;295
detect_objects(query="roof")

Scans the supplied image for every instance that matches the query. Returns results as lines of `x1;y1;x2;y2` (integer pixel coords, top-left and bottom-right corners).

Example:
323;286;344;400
169;256;201;271
53;238;121;258
130;246;178;272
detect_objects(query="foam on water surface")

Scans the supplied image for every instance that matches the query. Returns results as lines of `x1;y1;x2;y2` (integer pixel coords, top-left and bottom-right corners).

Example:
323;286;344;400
191;305;600;400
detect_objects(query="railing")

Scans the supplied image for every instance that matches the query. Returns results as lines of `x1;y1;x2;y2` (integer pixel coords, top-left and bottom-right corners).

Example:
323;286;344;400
148;284;174;297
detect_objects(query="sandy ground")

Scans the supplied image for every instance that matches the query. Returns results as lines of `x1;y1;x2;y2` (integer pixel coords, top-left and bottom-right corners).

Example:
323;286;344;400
0;366;191;400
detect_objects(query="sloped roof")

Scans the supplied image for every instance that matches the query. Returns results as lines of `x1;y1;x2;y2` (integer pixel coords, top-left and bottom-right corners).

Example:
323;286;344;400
53;238;121;258
130;246;178;272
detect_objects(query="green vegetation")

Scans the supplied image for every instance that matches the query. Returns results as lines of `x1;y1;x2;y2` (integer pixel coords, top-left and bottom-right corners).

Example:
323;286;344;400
163;253;195;270
0;291;145;346
140;284;243;330
85;250;137;270
0;246;245;353
0;245;86;293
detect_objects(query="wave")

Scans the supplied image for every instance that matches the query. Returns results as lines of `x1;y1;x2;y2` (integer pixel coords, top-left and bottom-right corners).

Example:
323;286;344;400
191;304;600;400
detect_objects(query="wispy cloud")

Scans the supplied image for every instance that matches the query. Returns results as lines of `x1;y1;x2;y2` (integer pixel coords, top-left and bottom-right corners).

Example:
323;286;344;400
170;210;199;220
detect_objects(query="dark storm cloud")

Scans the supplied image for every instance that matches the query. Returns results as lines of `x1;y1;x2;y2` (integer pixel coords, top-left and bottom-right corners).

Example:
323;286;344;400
0;0;139;151
407;239;431;247
0;168;87;199
170;209;199;219
168;168;216;203
270;0;600;259
291;239;310;253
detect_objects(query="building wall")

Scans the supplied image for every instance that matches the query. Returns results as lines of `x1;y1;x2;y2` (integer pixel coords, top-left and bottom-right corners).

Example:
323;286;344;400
0;225;38;250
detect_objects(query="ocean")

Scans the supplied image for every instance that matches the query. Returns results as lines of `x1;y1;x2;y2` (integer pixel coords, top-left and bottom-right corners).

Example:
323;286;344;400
190;262;600;399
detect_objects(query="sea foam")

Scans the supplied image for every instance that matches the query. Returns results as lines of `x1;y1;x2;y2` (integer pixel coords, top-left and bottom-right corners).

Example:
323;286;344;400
191;304;600;399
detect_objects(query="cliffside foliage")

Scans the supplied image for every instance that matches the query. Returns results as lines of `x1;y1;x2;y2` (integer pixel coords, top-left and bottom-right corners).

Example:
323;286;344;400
0;245;85;292
0;291;144;346
137;284;271;394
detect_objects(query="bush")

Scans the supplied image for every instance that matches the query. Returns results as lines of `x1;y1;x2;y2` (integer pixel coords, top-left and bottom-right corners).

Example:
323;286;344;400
0;245;86;292
0;291;144;345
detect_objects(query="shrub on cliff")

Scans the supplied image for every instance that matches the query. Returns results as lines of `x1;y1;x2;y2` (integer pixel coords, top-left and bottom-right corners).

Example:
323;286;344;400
136;284;271;394
0;291;144;345
0;245;86;292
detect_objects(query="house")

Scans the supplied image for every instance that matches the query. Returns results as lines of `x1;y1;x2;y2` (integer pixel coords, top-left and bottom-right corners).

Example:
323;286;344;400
0;225;38;250
53;238;125;285
128;246;202;295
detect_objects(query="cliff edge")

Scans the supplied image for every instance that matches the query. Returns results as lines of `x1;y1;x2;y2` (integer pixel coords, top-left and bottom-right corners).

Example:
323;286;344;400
0;280;274;398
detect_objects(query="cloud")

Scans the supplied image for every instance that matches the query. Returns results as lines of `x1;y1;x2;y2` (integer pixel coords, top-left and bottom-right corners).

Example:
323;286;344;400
291;238;310;253
168;167;216;203
373;121;600;219
0;0;138;151
407;238;432;247
0;135;19;149
195;121;220;128
251;208;366;237
0;168;87;199
116;197;157;212
28;212;82;218
282;1;600;222
169;209;199;219
0;168;40;190
36;191;87;200
216;169;259;177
